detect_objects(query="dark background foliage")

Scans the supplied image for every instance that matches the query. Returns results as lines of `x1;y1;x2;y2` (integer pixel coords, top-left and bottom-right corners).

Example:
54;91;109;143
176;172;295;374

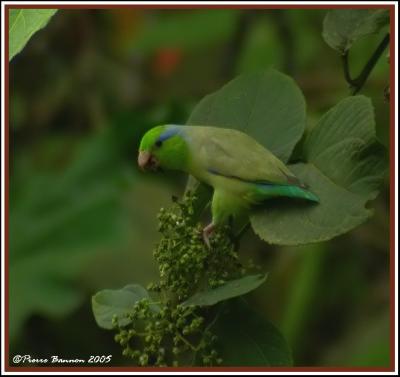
9;8;390;367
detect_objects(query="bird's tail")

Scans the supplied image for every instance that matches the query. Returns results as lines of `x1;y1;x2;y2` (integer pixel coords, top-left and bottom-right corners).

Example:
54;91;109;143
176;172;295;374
281;172;319;202
288;185;319;202
255;183;320;203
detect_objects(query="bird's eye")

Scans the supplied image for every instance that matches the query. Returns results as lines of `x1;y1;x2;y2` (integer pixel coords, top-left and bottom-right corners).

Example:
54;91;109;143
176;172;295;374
155;140;163;148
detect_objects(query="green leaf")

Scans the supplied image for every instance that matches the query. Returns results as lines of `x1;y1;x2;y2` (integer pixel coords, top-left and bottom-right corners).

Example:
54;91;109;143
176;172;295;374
92;284;158;330
322;9;389;54
9;9;57;61
187;69;306;163
250;96;387;245
212;299;292;366
182;274;267;307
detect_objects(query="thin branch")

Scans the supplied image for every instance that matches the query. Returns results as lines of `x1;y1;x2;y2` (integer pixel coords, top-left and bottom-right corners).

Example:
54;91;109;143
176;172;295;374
342;33;390;95
341;51;357;87
352;33;390;94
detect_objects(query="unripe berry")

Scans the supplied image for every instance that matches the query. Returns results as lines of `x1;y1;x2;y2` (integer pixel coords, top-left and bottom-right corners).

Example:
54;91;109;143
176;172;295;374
139;354;149;366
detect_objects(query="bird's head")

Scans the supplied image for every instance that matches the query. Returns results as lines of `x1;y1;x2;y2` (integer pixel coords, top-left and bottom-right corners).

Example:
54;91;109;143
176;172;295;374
138;125;189;172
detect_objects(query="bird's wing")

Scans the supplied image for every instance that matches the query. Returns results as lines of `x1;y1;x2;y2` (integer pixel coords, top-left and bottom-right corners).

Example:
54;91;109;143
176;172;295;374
186;126;300;186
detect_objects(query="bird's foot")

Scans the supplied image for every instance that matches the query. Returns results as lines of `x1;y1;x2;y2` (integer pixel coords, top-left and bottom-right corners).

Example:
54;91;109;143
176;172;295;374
202;223;215;249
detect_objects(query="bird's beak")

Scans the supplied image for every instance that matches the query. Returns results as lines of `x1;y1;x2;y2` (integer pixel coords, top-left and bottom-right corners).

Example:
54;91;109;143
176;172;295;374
138;150;151;171
138;150;160;171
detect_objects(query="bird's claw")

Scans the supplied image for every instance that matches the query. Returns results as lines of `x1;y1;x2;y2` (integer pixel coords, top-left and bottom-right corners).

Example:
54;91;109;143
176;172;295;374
202;223;215;249
202;232;211;249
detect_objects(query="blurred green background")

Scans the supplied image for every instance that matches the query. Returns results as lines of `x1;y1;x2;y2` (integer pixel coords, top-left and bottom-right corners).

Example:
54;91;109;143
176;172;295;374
9;8;390;367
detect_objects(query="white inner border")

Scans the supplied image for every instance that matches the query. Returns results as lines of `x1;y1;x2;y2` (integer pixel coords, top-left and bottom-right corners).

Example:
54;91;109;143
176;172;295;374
1;1;398;375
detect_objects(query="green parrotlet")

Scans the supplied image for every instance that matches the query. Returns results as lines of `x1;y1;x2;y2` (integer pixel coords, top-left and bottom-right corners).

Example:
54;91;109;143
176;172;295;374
138;125;319;246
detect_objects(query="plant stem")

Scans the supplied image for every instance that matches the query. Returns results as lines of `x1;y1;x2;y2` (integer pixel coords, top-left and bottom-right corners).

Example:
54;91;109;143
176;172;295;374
178;334;199;352
341;52;355;86
342;33;390;95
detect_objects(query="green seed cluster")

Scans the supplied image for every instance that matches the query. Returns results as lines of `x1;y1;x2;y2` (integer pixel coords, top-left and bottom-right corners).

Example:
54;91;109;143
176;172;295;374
152;192;244;300
113;192;252;366
112;298;221;366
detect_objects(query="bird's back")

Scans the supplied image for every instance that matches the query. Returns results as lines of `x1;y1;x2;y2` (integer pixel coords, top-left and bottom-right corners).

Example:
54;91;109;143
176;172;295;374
182;125;299;186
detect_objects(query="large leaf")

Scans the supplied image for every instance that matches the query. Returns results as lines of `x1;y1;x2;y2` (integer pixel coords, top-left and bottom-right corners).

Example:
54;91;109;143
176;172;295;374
9;9;57;61
322;9;389;54
250;96;387;245
92;284;158;330
211;299;292;366
182;274;267;307
187;69;306;163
